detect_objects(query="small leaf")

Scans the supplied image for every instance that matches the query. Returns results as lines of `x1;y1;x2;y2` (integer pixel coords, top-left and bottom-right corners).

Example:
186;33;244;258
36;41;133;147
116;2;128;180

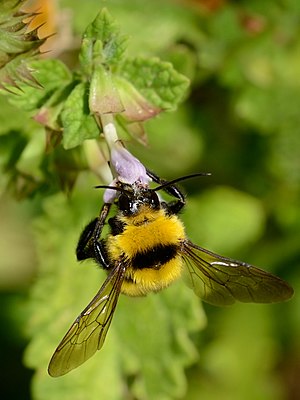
79;8;127;75
61;82;99;149
119;57;190;110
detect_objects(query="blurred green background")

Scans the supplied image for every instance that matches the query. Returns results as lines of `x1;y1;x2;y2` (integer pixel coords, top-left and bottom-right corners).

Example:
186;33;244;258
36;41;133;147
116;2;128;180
0;0;299;399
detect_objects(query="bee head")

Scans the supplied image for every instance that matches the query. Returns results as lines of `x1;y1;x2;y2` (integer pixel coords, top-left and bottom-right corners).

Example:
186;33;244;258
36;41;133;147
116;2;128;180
117;183;160;215
95;172;211;216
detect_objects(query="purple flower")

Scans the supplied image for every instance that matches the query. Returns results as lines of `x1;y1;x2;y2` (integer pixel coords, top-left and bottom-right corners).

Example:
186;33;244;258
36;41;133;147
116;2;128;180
104;140;150;203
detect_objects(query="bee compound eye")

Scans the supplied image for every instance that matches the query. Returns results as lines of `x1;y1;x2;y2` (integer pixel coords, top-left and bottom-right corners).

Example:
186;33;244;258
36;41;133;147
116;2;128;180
149;191;160;208
118;194;131;212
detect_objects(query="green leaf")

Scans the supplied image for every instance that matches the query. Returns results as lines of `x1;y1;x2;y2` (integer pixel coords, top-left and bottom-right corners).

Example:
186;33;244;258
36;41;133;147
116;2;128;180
79;8;127;75
0;0;47;91
119;57;190;110
7;59;72;112
15;129;45;179
61;82;99;149
0;131;24;192
116;283;205;400
0;94;35;135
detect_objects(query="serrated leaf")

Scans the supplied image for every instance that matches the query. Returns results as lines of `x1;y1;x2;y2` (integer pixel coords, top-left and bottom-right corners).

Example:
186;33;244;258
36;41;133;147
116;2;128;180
0;0;47;90
7;59;72;111
79;8;127;75
118;57;190;110
61;82;99;149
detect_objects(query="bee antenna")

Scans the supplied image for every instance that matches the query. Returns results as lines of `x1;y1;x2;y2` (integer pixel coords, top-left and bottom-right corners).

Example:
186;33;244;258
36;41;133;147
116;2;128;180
153;172;211;192
94;184;137;198
94;185;128;194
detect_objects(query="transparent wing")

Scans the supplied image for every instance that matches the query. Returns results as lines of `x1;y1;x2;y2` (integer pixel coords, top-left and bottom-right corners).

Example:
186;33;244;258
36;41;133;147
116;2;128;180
181;240;293;306
48;263;126;377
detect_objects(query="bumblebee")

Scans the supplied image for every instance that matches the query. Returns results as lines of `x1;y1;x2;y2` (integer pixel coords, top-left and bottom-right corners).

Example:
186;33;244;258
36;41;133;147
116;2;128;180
48;171;293;377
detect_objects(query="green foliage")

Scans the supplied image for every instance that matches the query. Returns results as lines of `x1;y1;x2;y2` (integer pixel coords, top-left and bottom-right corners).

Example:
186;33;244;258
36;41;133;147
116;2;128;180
0;1;299;400
61;82;99;149
118;57;189;110
0;6;189;197
79;8;127;71
184;186;265;254
8;59;72;111
4;7;189;124
0;0;46;91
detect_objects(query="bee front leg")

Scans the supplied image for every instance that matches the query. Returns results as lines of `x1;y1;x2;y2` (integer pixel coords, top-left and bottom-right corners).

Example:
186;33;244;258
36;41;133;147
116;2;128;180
76;203;112;270
146;169;186;215
76;218;99;261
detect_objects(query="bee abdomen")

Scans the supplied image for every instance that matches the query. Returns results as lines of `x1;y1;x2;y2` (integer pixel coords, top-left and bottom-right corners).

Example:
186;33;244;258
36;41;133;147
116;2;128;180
131;244;178;269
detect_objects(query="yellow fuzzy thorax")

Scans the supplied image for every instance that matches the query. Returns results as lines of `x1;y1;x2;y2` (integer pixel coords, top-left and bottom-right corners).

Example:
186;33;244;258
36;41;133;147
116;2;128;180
105;206;186;296
107;207;185;258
